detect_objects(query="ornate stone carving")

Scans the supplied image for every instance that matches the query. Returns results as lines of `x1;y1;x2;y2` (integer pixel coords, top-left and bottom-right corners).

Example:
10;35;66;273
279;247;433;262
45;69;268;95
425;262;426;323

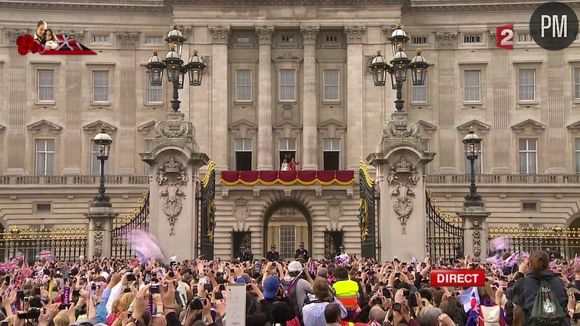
387;157;420;234
327;197;342;223
116;32;139;46
274;51;302;61
233;198;249;222
157;157;188;236
300;26;319;44
382;116;418;139
5;29;29;45
155;118;196;142
174;25;192;40
93;221;104;258
435;32;458;47
160;185;185;236
57;30;85;41
255;25;275;45
472;229;482;257
344;25;366;44
208;25;230;44
201;56;211;75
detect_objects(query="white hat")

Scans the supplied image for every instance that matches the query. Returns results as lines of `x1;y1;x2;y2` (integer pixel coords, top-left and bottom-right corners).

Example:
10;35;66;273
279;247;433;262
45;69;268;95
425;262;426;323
288;261;303;272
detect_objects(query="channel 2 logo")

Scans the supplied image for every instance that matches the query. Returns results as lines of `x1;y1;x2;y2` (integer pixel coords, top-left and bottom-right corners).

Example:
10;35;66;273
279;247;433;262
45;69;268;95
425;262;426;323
497;1;579;51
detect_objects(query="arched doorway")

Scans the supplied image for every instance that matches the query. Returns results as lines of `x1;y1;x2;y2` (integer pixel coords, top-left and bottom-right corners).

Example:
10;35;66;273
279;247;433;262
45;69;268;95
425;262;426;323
568;217;580;258
263;200;312;260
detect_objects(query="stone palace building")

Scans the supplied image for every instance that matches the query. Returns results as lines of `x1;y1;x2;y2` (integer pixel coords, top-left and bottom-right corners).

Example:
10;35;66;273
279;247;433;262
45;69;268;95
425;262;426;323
1;0;580;259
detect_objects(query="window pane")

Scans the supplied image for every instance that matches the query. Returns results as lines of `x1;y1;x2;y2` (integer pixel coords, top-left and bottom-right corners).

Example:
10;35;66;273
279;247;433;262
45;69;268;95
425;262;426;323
528;139;536;150
36;153;44;175
46;153;54;175
236;70;252;102
93;71;109;102
38;69;54;102
576;152;580;173
575;68;580;99
518;139;526;150
323;70;339;101
464;70;480;102
412;82;427;103
519;152;527;173
279;226;296;260
576;139;580;151
146;72;163;103
519;69;535;101
279;70;295;101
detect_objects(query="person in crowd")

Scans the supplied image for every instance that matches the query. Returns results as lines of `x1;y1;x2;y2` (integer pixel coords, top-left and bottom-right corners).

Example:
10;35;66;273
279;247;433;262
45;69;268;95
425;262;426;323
237;245;253;262
266;244;280;262
43;29;58;50
507;249;571;325
332;266;361;320
34;20;47;44
303;278;347;326
296;241;309;261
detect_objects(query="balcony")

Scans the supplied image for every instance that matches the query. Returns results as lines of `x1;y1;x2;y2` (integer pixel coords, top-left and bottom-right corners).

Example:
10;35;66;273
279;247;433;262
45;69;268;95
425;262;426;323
220;170;355;186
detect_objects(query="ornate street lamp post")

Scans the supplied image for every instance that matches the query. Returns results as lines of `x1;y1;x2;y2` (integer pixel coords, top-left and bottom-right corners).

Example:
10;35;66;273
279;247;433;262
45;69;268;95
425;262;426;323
92;126;112;207
463;127;483;207
146;26;206;113
369;22;429;112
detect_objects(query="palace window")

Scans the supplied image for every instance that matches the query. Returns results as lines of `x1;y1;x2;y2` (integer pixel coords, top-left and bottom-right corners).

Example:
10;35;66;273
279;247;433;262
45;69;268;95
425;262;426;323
464;70;481;103
323;138;340;170
92;70;110;103
234;138;252;171
235;70;252;102
522;201;538;212
91;142;109;175
323;69;340;102
574;68;580;99
575;138;580;173
279;69;296;102
518;69;536;102
35;203;52;214
412;35;428;44
279;225;296;260
463;33;482;43
519;138;538;174
37;69;54;103
36;139;55;176
279;138;296;168
144;36;163;44
412;77;428;103
146;72;163;104
518;33;533;43
281;35;295;43
92;34;111;43
325;35;338;43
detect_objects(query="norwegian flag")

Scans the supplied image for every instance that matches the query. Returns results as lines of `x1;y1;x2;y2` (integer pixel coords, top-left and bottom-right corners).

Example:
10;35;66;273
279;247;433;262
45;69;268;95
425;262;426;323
41;34;96;55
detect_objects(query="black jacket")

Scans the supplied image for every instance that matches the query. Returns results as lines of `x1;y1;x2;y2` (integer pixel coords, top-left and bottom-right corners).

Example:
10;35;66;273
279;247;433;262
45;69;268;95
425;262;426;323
507;269;570;326
266;250;280;262
295;248;309;260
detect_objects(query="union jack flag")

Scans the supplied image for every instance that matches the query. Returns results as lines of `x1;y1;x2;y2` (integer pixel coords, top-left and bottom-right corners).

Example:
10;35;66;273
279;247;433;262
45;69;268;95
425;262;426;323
38;249;55;261
41;34;96;55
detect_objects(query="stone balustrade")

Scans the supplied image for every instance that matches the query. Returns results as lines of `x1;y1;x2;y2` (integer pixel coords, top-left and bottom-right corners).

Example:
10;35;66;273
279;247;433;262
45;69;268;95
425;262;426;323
0;175;150;185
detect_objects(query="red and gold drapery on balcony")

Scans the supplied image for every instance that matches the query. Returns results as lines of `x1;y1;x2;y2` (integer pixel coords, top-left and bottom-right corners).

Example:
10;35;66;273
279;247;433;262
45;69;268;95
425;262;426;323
221;170;355;186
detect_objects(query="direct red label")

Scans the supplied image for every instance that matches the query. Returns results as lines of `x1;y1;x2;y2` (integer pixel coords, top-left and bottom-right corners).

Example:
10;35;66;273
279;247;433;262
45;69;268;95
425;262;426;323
430;269;486;287
496;24;514;50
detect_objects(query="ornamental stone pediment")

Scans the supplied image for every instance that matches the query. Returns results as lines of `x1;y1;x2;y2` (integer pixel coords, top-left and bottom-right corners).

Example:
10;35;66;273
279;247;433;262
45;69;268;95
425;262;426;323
417;120;438;135
228;119;257;130
0;123;5;131
82;120;117;133
511;119;545;134
318;119;346;129
457;119;490;134
273;120;302;130
27;119;63;134
567;121;580;133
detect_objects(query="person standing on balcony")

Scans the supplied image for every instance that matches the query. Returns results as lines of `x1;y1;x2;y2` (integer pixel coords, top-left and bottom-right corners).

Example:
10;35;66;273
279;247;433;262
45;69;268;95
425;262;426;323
295;241;309;261
281;159;289;171
289;158;300;171
266;244;280;262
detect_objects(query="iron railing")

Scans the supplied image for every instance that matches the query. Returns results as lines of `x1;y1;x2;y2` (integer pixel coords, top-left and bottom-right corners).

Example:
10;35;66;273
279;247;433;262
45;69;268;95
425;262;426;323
488;226;580;259
0;228;87;262
111;191;150;259
425;191;464;263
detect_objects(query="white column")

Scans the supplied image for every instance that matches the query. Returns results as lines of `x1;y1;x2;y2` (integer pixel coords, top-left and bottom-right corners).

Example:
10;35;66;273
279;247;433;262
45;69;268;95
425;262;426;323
301;26;319;170
345;26;366;170
256;26;275;171
208;26;230;170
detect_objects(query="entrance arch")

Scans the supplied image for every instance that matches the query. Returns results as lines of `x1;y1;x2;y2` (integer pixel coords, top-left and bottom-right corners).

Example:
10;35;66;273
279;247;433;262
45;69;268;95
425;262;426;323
565;215;580;258
263;199;313;260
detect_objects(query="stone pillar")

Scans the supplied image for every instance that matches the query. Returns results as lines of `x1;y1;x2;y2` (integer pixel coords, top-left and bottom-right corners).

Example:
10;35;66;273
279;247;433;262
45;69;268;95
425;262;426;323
62;56;82;175
457;208;490;259
208;26;230;170
255;25;275;171
85;205;117;259
368;112;435;262
300;26;319;170
345;26;366;170
141;112;209;260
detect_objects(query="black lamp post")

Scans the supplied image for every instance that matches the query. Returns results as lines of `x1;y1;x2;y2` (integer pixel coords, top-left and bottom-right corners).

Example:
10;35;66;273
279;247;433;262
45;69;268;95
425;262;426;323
369;22;429;112
146;26;206;113
463;127;483;207
92;126;112;207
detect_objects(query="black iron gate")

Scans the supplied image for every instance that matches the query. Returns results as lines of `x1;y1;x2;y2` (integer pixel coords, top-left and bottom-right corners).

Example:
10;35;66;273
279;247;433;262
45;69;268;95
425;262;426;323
200;161;216;259
425;191;464;264
232;231;251;259
324;231;344;259
359;161;376;259
111;191;150;259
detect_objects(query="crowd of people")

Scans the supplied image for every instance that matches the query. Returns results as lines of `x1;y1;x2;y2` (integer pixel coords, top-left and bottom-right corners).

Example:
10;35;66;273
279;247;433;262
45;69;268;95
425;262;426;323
0;247;578;326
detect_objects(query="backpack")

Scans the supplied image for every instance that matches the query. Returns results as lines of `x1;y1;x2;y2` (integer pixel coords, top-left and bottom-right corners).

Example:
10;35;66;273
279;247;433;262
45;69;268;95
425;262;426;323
478;305;504;326
283;278;303;325
530;279;568;326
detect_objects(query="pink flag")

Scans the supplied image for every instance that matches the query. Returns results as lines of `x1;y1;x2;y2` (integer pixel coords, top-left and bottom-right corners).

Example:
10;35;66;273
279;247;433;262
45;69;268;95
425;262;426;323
129;230;165;263
489;237;510;252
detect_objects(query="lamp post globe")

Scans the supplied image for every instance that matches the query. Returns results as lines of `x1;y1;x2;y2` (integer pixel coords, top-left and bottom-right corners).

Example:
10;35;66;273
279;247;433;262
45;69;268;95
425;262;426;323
462;127;483;207
92;126;112;206
165;25;186;58
408;48;429;86
388;21;409;55
185;50;206;86
146;50;165;87
369;50;390;87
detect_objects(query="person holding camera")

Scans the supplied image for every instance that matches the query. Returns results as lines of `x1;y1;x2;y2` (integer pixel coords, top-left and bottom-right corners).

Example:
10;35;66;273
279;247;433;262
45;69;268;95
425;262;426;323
303;278;347;326
266;245;280;262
